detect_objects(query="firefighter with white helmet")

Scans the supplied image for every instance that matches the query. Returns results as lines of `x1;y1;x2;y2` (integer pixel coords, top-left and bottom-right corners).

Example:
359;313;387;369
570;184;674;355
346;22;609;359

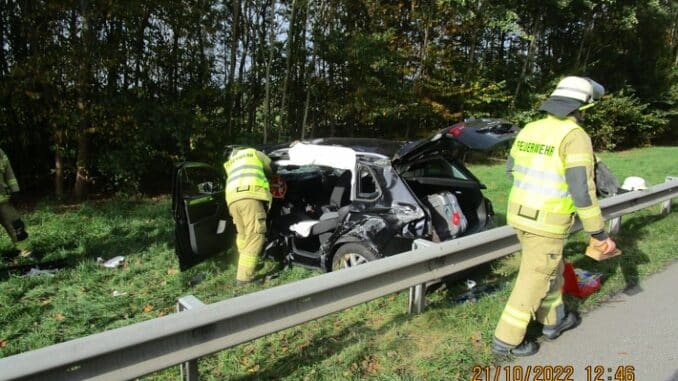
492;76;620;356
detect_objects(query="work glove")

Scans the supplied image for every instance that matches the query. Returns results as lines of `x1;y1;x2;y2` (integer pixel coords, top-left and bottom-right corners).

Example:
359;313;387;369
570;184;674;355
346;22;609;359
585;237;622;261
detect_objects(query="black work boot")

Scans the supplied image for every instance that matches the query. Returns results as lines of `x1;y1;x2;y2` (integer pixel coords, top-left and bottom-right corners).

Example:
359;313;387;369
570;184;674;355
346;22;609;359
542;312;581;340
491;337;539;357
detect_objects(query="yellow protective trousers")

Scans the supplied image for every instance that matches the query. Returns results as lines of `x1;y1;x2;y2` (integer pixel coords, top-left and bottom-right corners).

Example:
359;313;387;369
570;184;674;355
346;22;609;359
494;229;566;346
228;198;267;282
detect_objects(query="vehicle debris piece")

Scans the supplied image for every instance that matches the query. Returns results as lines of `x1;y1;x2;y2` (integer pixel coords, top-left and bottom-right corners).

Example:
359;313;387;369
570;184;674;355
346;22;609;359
97;256;125;268
21;267;59;277
188;273;205;287
453;279;499;303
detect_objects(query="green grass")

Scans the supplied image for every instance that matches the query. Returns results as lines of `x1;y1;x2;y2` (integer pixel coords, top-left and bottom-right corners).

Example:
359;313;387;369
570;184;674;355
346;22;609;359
0;146;676;380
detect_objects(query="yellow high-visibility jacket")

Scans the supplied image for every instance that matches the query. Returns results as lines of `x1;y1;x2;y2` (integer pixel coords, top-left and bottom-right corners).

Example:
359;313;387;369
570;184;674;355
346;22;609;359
507;116;604;238
223;148;272;206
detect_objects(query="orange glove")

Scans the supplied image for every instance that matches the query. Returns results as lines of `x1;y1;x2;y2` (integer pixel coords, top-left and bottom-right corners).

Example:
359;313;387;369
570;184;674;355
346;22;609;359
586;237;622;260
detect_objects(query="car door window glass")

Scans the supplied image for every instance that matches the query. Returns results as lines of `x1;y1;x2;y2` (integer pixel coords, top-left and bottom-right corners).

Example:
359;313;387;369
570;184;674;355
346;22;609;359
181;166;224;197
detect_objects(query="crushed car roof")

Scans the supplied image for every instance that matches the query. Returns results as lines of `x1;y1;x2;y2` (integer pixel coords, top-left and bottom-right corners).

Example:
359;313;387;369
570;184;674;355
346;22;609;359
275;142;357;170
308;138;403;157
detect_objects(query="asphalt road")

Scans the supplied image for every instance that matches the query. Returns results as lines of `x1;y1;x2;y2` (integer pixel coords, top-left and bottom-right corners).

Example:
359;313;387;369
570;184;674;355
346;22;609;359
511;260;678;381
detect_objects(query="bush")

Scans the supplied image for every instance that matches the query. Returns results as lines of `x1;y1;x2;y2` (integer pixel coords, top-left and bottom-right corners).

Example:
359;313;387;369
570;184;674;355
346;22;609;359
585;88;668;150
95;142;170;195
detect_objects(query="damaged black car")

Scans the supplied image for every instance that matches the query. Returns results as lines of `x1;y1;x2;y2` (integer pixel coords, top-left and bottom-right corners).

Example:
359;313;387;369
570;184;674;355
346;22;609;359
172;119;518;271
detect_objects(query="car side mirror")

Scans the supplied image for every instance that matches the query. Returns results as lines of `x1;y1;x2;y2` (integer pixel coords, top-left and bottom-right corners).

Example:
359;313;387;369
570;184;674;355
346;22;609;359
479;183;487;190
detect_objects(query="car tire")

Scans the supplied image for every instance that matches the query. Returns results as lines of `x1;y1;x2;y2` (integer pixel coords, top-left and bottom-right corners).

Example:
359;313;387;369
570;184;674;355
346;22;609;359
331;242;381;271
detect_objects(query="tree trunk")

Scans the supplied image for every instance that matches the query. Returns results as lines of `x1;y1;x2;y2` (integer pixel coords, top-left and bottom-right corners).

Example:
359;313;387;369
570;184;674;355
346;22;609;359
54;131;64;199
235;7;249;134
226;0;241;138
278;0;297;142
0;3;7;76
263;0;276;144
300;0;316;140
575;12;596;71
73;0;95;199
73;131;89;199
134;8;150;88
511;22;540;109
247;3;263;135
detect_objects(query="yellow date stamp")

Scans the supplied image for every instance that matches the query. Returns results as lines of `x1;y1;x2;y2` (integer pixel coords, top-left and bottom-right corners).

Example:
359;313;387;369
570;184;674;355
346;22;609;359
470;365;635;381
471;365;574;381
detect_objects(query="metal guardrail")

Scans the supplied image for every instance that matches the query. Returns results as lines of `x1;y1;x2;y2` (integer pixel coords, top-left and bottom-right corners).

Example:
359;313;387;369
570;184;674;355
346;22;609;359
0;177;676;381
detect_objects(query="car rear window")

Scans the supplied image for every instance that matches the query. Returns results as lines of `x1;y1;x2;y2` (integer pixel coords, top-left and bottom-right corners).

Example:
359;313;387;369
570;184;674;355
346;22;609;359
402;158;469;181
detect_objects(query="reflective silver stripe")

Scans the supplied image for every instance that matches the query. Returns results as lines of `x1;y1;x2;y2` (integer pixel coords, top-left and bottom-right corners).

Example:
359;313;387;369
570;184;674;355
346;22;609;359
513;179;569;198
227;172;267;185
228;165;263;176
513;164;565;183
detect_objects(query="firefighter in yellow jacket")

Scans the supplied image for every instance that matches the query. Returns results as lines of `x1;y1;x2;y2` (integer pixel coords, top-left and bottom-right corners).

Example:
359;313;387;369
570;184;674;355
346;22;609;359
0;148;32;258
223;146;273;285
492;77;620;356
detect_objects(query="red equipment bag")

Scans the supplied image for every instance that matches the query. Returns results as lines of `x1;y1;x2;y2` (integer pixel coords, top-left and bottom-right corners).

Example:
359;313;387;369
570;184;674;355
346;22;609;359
562;262;602;298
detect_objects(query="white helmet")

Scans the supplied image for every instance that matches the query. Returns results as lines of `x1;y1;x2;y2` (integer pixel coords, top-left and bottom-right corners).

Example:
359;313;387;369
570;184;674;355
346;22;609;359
539;76;605;117
621;176;647;191
551;76;603;103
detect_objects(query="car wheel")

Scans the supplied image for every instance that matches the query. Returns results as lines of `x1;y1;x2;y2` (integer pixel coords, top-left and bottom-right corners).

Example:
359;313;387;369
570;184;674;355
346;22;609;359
331;243;381;271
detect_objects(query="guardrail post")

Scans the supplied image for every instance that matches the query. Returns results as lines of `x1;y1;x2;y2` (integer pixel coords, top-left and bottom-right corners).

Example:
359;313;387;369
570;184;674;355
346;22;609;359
661;199;672;215
408;284;426;314
408;240;433;315
661;177;675;215
608;216;621;235
177;295;206;381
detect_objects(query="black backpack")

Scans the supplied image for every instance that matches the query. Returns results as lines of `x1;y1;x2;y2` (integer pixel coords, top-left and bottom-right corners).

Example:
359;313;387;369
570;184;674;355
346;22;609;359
594;158;621;197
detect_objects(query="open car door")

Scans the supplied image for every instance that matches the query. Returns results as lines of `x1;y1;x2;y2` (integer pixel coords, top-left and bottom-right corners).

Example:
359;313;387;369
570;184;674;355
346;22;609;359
172;162;233;270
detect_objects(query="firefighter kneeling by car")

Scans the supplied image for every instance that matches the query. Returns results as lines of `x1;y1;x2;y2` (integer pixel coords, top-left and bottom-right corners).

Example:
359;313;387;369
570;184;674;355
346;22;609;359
492;76;621;356
223;145;273;286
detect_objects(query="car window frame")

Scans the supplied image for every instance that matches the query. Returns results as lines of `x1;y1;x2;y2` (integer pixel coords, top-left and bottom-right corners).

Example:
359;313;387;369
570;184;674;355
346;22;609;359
355;164;382;202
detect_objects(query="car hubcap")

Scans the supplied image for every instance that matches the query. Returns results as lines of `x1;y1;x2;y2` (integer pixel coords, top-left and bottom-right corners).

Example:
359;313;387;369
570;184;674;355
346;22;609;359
337;253;368;269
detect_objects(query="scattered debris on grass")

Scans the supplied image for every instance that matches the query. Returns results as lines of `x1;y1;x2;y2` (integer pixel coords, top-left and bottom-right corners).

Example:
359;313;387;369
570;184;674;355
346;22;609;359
188;273;205;287
97;256;125;268
22;267;59;277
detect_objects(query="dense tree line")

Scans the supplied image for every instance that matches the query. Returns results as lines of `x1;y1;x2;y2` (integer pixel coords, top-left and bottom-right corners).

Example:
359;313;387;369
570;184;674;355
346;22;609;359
0;0;676;197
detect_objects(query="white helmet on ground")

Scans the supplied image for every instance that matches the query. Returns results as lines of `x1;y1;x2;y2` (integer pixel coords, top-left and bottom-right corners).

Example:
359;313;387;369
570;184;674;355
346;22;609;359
621;176;647;191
